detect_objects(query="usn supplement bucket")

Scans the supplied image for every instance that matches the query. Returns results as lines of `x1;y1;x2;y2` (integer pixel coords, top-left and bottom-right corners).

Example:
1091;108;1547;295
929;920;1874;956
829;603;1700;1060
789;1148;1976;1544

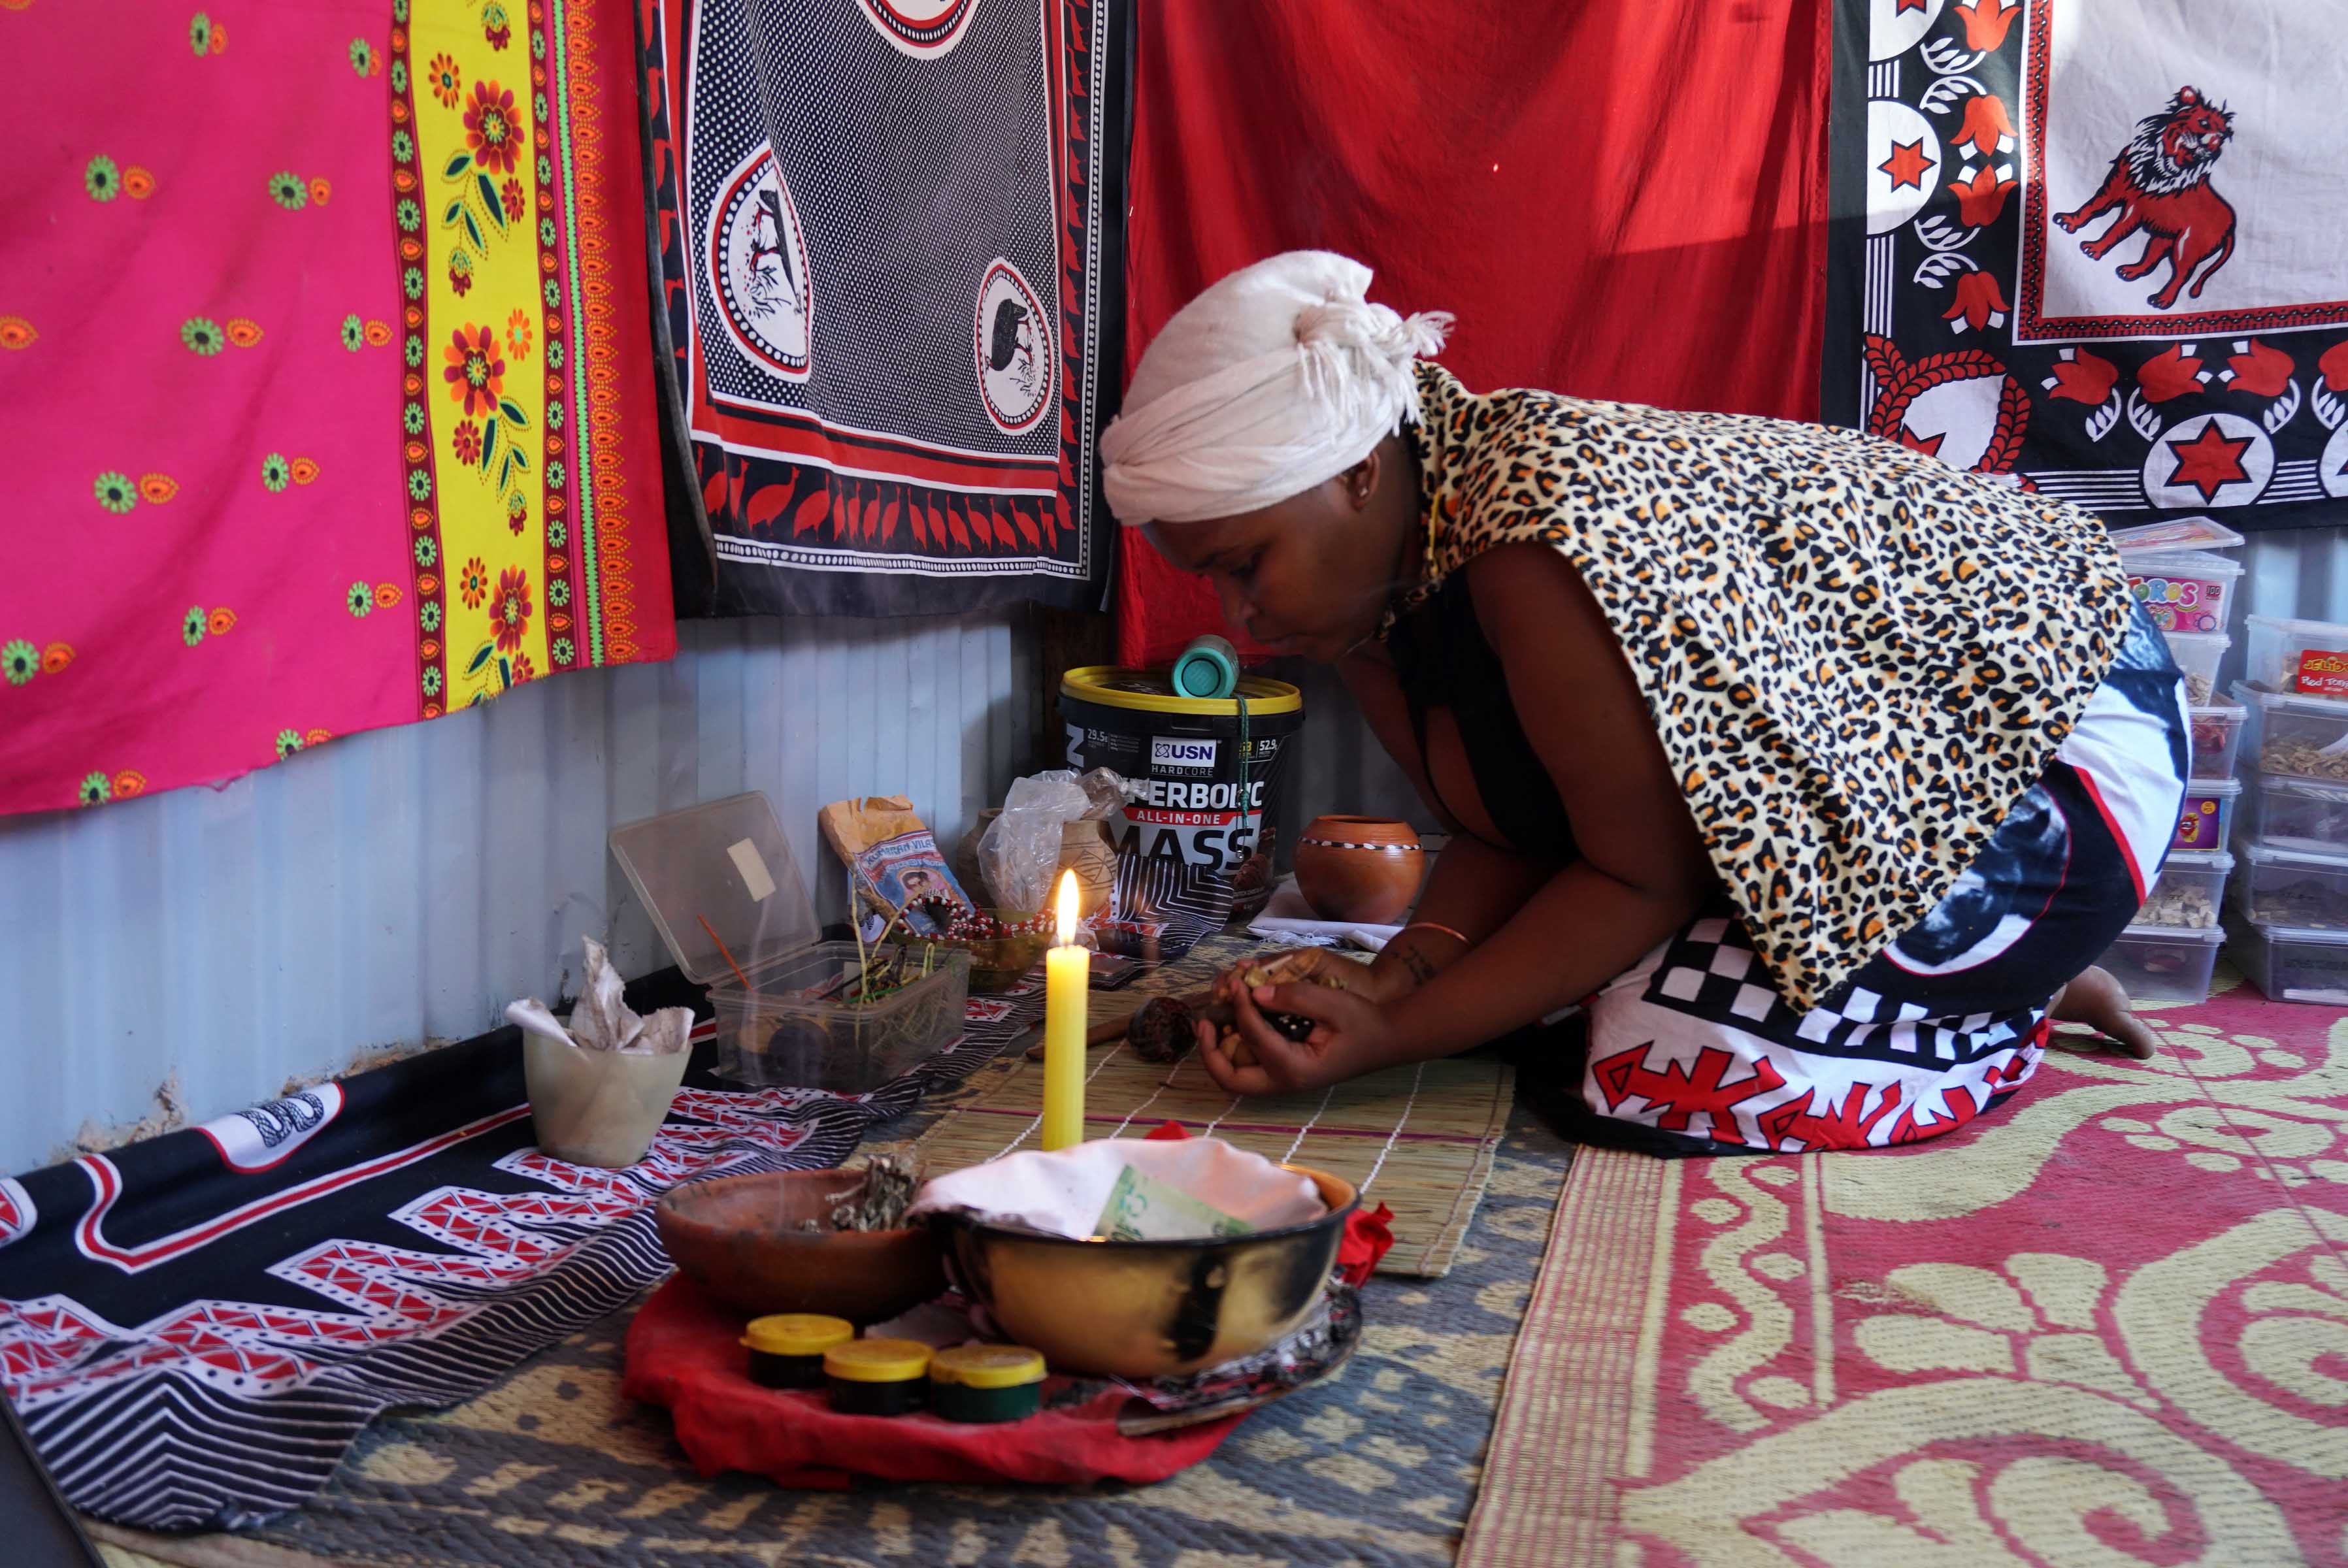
1059;666;1304;934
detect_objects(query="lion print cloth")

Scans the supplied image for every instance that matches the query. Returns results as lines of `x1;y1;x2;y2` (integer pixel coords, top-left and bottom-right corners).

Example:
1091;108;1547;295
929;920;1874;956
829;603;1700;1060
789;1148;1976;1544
1395;362;2138;1012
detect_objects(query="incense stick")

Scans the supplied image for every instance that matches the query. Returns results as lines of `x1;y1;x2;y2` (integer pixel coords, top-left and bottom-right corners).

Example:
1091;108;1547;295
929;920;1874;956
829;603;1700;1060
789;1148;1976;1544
696;914;753;991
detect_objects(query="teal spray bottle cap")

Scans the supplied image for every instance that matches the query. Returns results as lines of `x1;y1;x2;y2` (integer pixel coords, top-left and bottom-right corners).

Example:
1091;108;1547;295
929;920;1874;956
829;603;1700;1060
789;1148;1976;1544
1169;635;1240;700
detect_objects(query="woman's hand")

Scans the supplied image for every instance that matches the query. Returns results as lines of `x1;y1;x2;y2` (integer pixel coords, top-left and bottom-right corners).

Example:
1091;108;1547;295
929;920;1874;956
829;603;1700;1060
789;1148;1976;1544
1195;976;1411;1096
1207;945;1400;1007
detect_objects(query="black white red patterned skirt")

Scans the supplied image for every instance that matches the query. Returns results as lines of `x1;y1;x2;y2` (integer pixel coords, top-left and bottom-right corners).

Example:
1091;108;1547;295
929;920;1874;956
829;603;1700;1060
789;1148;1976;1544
1576;605;2189;1155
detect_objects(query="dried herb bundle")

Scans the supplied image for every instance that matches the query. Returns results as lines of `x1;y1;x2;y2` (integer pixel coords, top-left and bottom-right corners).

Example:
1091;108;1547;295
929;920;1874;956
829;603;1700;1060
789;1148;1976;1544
798;1154;923;1233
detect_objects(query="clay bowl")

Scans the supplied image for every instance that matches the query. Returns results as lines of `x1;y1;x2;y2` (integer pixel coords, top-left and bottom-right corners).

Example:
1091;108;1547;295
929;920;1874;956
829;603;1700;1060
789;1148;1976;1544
1294;815;1425;924
934;1166;1357;1379
654;1168;946;1324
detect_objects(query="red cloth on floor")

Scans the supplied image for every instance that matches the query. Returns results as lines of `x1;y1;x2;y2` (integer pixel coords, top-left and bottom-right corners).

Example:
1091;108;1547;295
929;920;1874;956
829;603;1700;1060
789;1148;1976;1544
621;1279;1242;1487
1113;1;1834;666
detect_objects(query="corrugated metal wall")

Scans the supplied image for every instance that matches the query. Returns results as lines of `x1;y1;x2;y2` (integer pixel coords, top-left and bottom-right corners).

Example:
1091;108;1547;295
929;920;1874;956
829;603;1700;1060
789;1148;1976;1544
2242;527;2348;652
7;523;2337;1170
0;613;1038;1173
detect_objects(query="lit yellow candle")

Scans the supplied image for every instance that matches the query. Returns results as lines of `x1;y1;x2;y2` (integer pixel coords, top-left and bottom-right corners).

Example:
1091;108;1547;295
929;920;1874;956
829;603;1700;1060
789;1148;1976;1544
1040;870;1087;1151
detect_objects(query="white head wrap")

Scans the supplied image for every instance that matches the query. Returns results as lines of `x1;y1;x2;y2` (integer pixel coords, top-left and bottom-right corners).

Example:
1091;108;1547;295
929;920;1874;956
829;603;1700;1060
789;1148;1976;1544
1099;252;1451;526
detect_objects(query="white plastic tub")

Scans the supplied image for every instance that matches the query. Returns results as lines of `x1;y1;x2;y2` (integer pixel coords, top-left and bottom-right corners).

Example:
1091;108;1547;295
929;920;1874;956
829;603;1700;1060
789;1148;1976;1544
2099;924;2224;1007
2138;849;2230;929
2245;614;2348;699
2236;841;2348;932
2228;917;2348;1005
2189;701;2245;781
2172;777;2239;855
2240;770;2348;855
2160;630;2229;707
2234;682;2348;785
2124;549;2241;637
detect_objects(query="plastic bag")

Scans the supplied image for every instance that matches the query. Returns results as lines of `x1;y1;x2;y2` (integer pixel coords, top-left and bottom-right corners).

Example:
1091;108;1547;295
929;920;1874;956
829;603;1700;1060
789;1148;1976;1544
977;770;1093;915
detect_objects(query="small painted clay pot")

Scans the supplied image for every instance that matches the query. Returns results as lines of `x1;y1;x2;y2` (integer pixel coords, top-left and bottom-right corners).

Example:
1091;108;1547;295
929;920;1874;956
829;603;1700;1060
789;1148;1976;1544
1293;815;1424;924
1059;817;1117;920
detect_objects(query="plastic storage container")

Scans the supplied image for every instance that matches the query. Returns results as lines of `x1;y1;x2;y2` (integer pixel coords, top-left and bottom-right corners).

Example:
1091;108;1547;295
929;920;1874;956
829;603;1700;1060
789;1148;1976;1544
2240;770;2348;855
2232;682;2348;785
2160;630;2230;707
2172;777;2239;854
2246;615;2348;699
2138;849;2230;928
2124;550;2242;636
2110;516;2245;554
2235;841;2348;930
2188;700;2245;781
2098;924;2224;1006
608;792;970;1092
2228;917;2348;1005
706;939;970;1089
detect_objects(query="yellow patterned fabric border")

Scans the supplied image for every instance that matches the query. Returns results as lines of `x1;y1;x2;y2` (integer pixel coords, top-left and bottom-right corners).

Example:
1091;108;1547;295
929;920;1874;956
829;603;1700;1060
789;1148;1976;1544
391;0;610;715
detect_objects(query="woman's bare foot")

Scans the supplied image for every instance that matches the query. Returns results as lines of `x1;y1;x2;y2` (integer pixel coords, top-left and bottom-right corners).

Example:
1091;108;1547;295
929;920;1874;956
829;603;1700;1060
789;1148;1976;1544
2050;965;2159;1059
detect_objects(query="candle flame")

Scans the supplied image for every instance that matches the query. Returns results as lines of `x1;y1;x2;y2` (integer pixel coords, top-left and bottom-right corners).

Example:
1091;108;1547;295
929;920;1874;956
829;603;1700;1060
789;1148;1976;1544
1055;869;1078;945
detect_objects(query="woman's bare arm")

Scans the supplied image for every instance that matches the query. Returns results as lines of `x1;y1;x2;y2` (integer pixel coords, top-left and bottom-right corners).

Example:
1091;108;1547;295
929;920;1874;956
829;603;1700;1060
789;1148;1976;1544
1378;544;1717;1053
1333;653;1551;997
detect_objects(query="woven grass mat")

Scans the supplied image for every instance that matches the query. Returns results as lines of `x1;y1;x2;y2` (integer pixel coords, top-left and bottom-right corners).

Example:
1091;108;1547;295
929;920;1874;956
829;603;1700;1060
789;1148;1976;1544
97;1107;1572;1568
910;935;1515;1279
1457;968;2348;1567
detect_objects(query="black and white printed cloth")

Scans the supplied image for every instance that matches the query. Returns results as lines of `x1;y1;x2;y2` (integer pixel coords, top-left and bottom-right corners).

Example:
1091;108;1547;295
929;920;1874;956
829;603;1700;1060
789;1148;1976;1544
0;973;1044;1529
638;0;1133;616
1826;0;2348;527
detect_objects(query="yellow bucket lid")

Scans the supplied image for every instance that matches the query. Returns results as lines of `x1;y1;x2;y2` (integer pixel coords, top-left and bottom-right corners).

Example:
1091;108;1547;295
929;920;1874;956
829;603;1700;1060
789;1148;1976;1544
1061;664;1301;718
823;1338;933;1383
740;1314;853;1358
929;1344;1046;1390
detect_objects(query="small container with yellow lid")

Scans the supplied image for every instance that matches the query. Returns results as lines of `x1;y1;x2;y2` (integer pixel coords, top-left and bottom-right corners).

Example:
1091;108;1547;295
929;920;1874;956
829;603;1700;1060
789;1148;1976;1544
740;1314;853;1390
823;1338;933;1416
928;1345;1048;1424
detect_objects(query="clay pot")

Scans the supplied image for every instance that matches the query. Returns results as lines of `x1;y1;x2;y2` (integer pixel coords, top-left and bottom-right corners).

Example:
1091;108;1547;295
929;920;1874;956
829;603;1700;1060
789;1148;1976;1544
1058;817;1117;919
653;1168;946;1324
1293;815;1425;924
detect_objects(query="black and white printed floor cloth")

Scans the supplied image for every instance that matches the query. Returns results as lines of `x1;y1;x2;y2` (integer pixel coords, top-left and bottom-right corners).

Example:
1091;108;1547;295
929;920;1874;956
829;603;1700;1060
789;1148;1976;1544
0;971;1040;1530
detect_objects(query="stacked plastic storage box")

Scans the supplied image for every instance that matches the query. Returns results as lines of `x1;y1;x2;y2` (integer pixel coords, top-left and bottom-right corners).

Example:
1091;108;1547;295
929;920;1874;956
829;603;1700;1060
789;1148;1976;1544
2098;519;2244;1005
2227;610;2348;1004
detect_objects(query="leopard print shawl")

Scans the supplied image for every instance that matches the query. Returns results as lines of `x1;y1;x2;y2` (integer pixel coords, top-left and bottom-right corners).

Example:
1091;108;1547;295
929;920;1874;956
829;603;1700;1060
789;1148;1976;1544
1397;363;2134;1011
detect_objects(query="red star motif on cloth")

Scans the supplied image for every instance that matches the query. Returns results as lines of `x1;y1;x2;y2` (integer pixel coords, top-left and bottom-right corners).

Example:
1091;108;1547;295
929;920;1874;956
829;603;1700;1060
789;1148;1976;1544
1878;137;1934;191
2166;421;2254;502
1896;427;1946;457
1895;0;1930;10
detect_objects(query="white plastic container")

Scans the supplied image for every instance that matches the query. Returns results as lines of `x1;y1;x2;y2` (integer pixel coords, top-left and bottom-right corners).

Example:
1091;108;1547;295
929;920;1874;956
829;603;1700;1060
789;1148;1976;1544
2235;841;2348;932
2232;681;2348;785
2240;770;2348;855
2099;924;2224;1006
2109;516;2245;553
2138;849;2230;928
2160;630;2230;707
2245;614;2348;699
608;793;971;1092
2123;550;2242;637
2188;700;2245;781
2172;777;2239;855
2228;917;2348;1005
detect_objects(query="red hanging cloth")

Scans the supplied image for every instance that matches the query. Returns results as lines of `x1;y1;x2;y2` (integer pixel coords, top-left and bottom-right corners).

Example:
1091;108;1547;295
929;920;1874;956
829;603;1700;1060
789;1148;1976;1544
1114;1;1835;666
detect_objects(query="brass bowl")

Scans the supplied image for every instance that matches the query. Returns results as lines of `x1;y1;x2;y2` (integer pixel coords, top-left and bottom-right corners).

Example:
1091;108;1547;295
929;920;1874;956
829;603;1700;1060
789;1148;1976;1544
935;1166;1357;1379
654;1168;946;1324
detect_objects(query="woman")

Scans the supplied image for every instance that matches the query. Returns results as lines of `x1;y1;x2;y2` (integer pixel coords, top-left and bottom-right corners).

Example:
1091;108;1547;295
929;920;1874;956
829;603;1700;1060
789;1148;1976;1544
1099;252;2187;1155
